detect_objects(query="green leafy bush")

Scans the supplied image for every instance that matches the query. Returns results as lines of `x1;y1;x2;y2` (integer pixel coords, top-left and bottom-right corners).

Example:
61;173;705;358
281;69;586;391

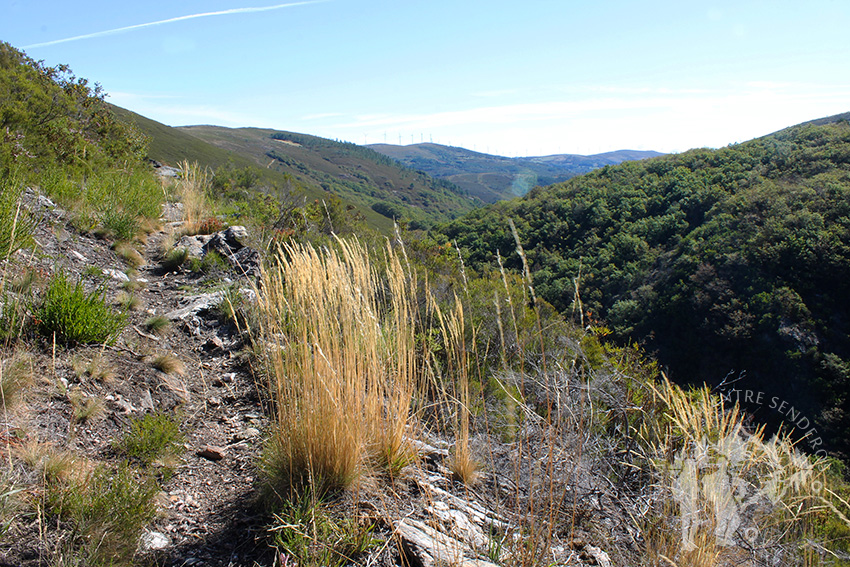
188;249;229;273
436;120;850;457
1;41;148;174
36;166;162;242
33;271;126;345
100;209;139;241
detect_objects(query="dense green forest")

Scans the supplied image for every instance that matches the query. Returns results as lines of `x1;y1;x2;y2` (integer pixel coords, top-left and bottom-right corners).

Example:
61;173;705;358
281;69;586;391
436;120;850;457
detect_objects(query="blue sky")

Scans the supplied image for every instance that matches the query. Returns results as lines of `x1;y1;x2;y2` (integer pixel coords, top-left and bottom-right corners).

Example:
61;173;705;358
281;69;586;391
2;0;849;156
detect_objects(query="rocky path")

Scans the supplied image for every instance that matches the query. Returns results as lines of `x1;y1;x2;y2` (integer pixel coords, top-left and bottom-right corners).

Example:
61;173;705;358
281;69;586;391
3;195;274;566
131;227;272;566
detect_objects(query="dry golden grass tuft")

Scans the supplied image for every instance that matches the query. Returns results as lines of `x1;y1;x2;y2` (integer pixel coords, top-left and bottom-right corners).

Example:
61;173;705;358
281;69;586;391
257;238;419;499
143;315;170;336
640;376;827;566
246;232;845;565
68;388;106;425
177;160;213;235
72;352;116;383
113;241;145;269
432;293;480;486
114;290;142;311
16;440;91;485
0;351;34;411
138;216;161;238
150;353;185;376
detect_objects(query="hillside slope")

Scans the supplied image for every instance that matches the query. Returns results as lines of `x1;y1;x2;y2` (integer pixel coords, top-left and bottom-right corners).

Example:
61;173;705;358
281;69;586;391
180;126;478;229
368;142;662;203
436;116;850;457
111;109;478;231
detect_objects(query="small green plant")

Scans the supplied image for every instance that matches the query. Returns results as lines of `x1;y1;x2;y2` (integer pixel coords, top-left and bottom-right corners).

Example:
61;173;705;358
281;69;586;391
45;462;158;567
143;315;170;336
116;411;185;468
269;495;379;567
82;266;102;277
188;250;229;274
33;271;127;345
160;247;189;271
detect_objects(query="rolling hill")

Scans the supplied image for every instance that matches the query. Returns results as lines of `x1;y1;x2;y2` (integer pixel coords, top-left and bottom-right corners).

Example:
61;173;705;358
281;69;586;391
111;108;479;231
367;142;662;203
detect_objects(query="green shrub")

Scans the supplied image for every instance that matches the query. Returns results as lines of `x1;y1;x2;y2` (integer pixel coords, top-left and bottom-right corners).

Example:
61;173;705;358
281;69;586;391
215;284;245;324
160;247;189;271
100;209;139;241
116;411;185;468
38;166;162;242
269;495;379;567
188;250;229;274
33;272;126;345
46;462;158;567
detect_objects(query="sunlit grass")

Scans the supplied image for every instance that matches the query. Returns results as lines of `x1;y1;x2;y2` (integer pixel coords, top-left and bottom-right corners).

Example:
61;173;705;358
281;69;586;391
257;238;419;501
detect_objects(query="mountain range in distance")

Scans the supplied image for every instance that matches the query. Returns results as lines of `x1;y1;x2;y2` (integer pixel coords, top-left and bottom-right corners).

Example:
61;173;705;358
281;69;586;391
112;105;479;231
368;142;664;203
115;102;664;229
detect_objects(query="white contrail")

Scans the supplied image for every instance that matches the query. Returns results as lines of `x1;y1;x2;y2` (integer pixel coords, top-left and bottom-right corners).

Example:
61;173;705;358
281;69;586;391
23;1;325;49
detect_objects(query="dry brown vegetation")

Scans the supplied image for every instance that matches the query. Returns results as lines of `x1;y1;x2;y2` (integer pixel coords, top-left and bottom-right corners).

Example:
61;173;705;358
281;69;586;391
252;235;850;567
256;238;419;499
